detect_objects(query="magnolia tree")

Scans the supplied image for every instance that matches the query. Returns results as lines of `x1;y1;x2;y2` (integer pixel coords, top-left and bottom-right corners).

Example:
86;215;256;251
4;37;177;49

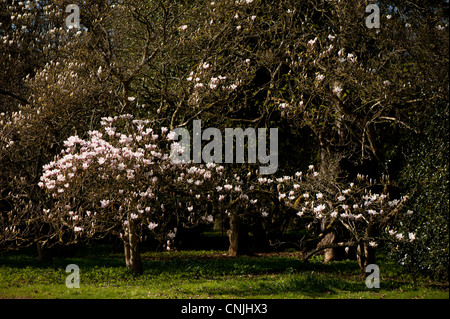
274;167;415;272
0;0;121;255
39;114;234;273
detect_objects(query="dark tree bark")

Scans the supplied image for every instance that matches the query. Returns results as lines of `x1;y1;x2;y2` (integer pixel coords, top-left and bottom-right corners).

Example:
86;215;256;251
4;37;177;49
37;242;52;262
227;214;250;257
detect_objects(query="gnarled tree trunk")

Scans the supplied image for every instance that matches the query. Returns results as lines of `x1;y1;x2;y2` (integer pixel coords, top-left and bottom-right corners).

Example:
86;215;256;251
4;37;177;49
318;232;339;263
317;219;343;262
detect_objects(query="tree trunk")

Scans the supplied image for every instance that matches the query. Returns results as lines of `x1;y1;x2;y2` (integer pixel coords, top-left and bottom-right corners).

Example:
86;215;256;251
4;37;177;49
317;219;342;262
319;232;338;263
123;225;143;274
37;242;52;262
357;242;376;273
227;214;249;257
357;223;378;272
316;137;343;262
356;242;365;273
317;231;345;262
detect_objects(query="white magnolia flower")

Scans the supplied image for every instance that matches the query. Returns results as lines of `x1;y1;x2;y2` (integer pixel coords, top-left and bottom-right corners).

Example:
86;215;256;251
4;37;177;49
167;131;177;141
308;37;317;46
333;85;343;96
315;73;325;82
168;231;176;239
314;204;326;213
97;157;106;165
100;199;110;208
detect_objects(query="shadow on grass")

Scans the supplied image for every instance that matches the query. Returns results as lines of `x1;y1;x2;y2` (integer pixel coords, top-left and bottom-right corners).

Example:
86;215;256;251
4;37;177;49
140;255;361;279
0;246;437;297
181;273;413;298
0;247;375;281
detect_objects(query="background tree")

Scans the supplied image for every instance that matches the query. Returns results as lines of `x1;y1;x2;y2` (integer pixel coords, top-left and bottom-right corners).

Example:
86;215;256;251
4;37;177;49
0;0;119;256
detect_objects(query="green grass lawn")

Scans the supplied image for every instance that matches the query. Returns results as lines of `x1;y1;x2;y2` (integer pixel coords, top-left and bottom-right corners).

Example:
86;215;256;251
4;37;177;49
0;246;448;299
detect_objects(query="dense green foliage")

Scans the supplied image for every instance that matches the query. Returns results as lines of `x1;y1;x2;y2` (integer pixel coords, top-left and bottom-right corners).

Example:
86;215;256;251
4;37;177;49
389;103;449;279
